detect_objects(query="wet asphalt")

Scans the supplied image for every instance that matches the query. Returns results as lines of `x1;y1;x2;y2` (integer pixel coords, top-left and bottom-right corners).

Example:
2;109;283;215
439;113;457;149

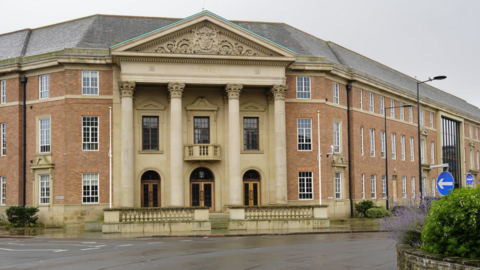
0;232;396;270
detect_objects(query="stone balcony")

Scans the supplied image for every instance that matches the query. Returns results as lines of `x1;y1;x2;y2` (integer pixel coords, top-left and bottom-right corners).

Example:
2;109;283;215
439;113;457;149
184;144;221;161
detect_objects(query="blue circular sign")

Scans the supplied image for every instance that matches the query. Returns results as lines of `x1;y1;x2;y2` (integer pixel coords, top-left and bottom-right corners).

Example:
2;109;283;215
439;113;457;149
437;172;455;196
466;174;474;185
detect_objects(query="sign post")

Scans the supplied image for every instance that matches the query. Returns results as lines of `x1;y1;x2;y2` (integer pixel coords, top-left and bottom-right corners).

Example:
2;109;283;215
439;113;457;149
437;171;455;196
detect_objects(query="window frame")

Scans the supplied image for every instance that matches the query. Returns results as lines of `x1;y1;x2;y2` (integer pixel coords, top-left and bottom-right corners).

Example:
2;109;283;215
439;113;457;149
469;124;473;138
82;71;100;95
409;107;413;123
333;82;339;104
369;92;374;112
361;174;365;199
430;112;433;128
477;151;479;171
0;176;5;205
382;175;386;198
298;171;313;200
142;116;159;151
431;141;435;164
420;109;424;126
421;139;425;163
39;174;50;205
391;133;396;160
380;96;384;115
297;118;312;151
194;116;210;144
296;76;311;99
359;89;363;110
402;176;407;198
410;137;414;162
334;172;341;199
400;102;404;120
470;148;474;170
82;173;99;204
390;100;395;118
381;131;386;158
333;121;340;153
243;117;259;151
0;80;5;104
401;135;405;161
411;177;415;198
0;123;5;156
82;116;99;151
360;127;364;156
39;74;49;99
371;174;376;199
39;119;51;153
370;129;375;157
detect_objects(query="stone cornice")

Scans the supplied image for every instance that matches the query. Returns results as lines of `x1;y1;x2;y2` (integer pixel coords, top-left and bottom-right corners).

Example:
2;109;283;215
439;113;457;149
225;84;243;99
119;81;136;98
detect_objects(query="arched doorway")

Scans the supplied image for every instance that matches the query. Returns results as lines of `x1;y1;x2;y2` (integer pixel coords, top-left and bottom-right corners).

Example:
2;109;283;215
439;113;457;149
190;168;214;210
243;170;260;206
141;171;161;207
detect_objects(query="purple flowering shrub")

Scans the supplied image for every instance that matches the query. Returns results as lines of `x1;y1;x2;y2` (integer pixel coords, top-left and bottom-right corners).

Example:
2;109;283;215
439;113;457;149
377;197;435;247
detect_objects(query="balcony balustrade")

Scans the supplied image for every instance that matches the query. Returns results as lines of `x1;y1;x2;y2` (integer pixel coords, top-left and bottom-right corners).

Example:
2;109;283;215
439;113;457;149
184;144;221;161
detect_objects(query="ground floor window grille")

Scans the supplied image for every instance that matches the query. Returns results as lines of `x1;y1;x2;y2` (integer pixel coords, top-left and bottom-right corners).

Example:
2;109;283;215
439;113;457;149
298;171;313;200
334;172;341;199
39;175;50;204
82;173;99;203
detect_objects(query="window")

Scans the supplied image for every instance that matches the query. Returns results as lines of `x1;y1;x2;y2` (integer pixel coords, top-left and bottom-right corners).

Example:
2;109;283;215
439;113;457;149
381;131;386;158
361;174;365;199
390;100;395;118
82;71;99;95
391;133;396;159
333;122;340;152
244;117;259;150
298;171;313;200
410;137;414;161
469;124;473;138
431;141;435;164
430;112;433;128
371;175;376;199
39;174;50;204
369;92;374;112
82;173;99;204
333;82;339;104
470;149;474;170
359;89;363;110
82;116;99;151
380;96;385;115
296;77;311;99
382;175;386;198
432;178;436;196
477;127;479;140
297;118;312;151
400;103;404;120
39;119;50;153
0;176;5;205
39;75;49;99
411;177;415;198
194;117;209;144
401;135;405;161
142;116;159;150
402;176;406;198
370;129;375;157
421;139;425;163
0;80;5;104
1;123;5;156
477;151;479;171
420;109;424;126
335;172;341;199
422;177;426;196
409;107;413;123
360;127;364;156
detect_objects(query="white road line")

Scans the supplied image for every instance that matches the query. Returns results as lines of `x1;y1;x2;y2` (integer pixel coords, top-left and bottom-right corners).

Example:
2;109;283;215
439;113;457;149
180;240;193;242
117;244;132;247
147;242;164;245
82;242;97;244
0;248;66;252
53;250;68;253
81;248;99;251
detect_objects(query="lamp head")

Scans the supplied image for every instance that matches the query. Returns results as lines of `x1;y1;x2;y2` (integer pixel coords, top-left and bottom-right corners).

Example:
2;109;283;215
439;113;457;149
402;105;413;108
433;76;447;80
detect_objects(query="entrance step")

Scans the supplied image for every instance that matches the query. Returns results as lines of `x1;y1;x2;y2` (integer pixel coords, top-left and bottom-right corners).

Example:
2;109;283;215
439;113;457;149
209;213;229;230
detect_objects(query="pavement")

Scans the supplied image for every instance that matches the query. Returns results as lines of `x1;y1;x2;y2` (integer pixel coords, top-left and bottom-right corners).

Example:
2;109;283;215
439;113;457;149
0;218;381;239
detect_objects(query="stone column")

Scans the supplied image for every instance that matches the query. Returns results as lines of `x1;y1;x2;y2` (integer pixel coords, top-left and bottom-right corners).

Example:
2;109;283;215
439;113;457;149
271;85;289;204
119;81;136;207
168;82;185;206
226;84;243;205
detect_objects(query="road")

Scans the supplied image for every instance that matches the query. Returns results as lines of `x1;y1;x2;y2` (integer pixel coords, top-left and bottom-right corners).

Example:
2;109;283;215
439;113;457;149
0;232;397;270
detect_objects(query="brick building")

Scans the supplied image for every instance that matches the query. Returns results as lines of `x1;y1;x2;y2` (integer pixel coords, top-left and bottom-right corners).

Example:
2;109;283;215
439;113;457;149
0;11;478;226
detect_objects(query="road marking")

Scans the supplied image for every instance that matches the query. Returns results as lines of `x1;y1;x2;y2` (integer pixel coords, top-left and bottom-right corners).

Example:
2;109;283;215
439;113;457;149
147;242;164;245
53;250;68;253
180;240;192;242
82;242;97;244
0;248;67;252
81;248;99;251
117;244;133;247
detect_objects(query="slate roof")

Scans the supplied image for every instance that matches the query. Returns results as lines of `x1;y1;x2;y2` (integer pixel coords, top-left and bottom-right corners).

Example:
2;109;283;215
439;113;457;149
0;13;478;120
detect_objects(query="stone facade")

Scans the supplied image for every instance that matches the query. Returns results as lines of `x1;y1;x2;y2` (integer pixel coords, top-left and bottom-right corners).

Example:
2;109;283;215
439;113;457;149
0;11;479;226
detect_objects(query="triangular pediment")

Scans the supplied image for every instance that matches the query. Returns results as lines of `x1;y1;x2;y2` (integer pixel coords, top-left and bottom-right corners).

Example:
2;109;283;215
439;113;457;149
240;101;265;112
136;100;166;110
111;11;297;59
186;97;218;111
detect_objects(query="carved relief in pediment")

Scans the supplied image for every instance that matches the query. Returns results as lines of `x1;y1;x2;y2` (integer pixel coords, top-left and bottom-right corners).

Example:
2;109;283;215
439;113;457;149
133;22;279;57
240;101;266;112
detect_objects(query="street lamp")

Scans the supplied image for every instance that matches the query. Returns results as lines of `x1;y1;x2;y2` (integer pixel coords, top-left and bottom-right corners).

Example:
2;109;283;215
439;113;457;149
417;76;446;199
384;104;412;210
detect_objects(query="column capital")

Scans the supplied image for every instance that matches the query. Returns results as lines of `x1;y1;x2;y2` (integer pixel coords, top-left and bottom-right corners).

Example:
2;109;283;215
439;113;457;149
271;84;289;100
168;82;185;98
225;84;243;99
119;81;136;98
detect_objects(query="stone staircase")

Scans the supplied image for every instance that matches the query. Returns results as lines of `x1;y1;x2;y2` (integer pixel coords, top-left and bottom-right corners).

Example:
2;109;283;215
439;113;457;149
209;213;229;230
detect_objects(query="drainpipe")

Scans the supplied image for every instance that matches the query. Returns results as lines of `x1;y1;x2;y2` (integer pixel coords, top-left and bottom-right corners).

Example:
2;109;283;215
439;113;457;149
346;83;353;218
20;75;27;207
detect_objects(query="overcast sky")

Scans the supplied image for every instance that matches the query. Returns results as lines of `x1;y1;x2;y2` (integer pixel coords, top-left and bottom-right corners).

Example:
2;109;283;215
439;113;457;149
1;0;478;108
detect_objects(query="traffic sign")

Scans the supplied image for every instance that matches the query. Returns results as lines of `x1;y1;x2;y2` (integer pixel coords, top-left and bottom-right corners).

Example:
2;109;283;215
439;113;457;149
437;171;455;196
466;174;474;185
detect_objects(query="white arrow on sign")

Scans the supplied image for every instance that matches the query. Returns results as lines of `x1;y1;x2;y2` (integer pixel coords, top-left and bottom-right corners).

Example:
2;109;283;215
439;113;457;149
438;178;453;189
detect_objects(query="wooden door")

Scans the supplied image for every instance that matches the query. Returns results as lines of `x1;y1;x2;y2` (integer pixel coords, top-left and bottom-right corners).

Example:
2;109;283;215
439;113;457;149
191;182;214;210
243;181;260;206
141;181;160;207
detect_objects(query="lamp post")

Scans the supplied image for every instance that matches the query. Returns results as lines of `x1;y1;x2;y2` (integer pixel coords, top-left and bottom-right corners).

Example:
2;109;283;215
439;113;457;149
384;104;412;210
417;76;446;199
